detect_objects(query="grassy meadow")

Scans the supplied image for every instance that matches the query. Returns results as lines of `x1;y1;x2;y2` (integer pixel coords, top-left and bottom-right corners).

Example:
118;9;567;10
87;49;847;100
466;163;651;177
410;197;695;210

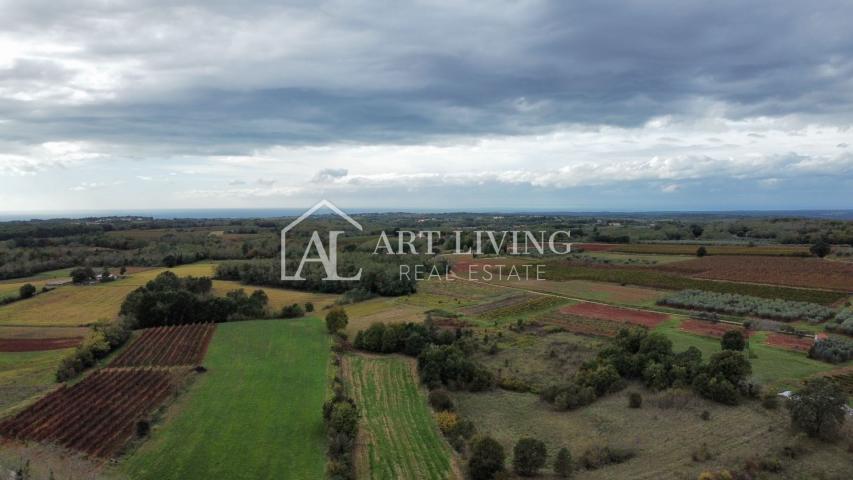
121;318;330;480
344;355;458;480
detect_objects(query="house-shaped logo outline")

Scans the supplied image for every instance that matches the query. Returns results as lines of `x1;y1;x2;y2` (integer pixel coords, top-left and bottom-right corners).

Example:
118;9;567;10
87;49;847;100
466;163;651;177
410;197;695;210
280;199;363;280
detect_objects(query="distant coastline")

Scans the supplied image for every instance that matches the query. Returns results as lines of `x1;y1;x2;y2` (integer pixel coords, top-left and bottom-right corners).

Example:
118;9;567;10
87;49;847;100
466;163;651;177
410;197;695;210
1;208;851;222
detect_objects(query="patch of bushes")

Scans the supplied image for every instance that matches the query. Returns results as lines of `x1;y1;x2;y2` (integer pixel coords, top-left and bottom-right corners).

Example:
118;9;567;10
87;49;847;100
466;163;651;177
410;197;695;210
120;272;270;327
659;289;835;323
825;309;853;335
788;377;848;441
808;336;853;364
513;438;548;476
628;391;642;408
281;303;305;318
56;318;132;381
468;436;506;480
324;373;358;480
577;445;635;470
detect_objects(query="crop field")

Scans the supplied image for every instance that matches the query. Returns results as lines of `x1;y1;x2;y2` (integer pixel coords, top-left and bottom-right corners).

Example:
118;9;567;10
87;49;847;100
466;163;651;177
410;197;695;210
122;318;329;480
0;348;74;413
451;388;853;480
656;255;853;291
0;265;221;327
570;251;691;265
536;310;622;337
543;262;845;305
344;298;427;338
0;337;82;352
109;324;216;367
343;355;458;480
765;332;814;352
211;280;338;311
495;279;665;306
0;368;175;458
460;293;533;315
679;319;749;339
477;295;566;320
117;264;218;286
0;283;138;326
612;243;811;256
560;303;668;328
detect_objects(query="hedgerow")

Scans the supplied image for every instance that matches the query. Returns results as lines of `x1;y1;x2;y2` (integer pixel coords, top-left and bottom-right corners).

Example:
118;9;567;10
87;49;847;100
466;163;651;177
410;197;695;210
825;309;853;335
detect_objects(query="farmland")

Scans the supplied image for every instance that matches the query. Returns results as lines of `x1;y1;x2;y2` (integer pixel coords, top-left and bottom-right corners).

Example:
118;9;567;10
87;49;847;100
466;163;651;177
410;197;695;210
656;255;853;291
0;368;176;458
679;319;748;339
611;243;811;256
109;323;216;367
0;264;219;327
544;262;845;304
343;355;457;480
560;302;668;328
211;280;338;311
122;318;330;480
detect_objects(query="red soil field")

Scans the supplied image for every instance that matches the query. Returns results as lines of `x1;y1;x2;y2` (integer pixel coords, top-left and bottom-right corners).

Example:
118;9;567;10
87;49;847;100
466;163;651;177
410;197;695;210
765;333;814;352
109;323;216;368
656;256;853;291
0;336;82;352
560;302;668;328
679;319;750;339
0;368;174;458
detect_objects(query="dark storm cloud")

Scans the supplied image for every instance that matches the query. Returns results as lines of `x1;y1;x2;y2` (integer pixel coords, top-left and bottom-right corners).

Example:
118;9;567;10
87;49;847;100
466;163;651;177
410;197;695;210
1;0;852;153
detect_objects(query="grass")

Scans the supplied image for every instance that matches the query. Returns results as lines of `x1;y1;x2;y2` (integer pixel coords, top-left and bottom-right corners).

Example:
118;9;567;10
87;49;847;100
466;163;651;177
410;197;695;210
654;319;836;389
344;355;457;480
121;318;330;480
452;387;853;480
0;348;70;413
343;298;426;338
544;262;845;305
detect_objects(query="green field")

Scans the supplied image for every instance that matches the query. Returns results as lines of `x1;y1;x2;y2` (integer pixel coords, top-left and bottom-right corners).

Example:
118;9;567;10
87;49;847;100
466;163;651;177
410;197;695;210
344;355;458;480
653;319;837;389
0;348;71;413
121;318;330;480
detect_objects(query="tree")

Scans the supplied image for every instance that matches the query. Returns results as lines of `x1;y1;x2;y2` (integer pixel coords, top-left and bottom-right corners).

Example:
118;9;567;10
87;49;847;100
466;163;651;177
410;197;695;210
809;240;831;258
70;267;96;284
706;350;751;385
690;224;704;238
281;303;304;318
720;330;746;351
163;254;178;268
789;377;847;441
554;447;572;478
696;246;707;257
469;436;505;480
326;307;349;333
100;267;113;282
18;283;36;299
119;265;127;275
304;301;315;313
513;438;548;476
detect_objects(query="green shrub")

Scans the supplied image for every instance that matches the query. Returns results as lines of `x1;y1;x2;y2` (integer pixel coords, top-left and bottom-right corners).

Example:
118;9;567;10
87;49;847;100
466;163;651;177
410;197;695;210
553;447;572;478
513;438;548;476
628;392;642;408
469;436;506;480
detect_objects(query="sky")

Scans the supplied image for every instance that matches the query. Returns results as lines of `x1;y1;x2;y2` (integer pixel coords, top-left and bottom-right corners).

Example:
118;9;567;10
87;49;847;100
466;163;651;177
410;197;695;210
0;0;851;213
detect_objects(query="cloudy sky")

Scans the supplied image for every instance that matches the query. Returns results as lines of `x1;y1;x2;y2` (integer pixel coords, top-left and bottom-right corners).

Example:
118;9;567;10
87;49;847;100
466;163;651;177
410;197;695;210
1;0;851;213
